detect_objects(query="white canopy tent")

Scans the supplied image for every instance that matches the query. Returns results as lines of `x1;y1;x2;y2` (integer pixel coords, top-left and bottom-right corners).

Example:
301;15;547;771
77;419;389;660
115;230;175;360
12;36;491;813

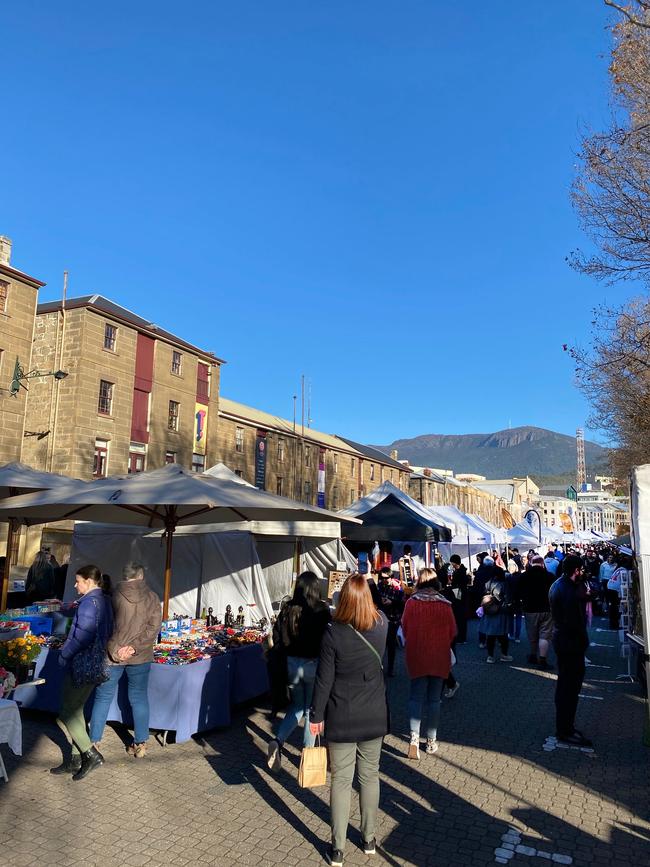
630;465;650;727
68;524;274;623
468;514;508;545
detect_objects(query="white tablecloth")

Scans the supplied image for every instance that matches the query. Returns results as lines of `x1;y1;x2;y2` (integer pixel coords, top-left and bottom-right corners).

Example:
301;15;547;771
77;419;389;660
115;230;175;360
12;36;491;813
0;699;22;756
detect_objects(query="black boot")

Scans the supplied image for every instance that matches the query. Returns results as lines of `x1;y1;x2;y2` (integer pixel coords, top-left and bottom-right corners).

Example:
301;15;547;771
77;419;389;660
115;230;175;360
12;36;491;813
50;755;82;775
72;746;104;781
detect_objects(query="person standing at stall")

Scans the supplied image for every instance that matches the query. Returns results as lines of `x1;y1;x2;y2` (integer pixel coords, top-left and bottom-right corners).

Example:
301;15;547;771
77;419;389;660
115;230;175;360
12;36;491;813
89;562;162;759
310;574;388;867
267;571;331;772
449;555;469;643
25;549;56;604
549;554;592;747
51;565;113;781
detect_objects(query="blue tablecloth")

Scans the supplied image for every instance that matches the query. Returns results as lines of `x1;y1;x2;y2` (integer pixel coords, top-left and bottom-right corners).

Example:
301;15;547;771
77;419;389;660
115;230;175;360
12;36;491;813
15;643;268;743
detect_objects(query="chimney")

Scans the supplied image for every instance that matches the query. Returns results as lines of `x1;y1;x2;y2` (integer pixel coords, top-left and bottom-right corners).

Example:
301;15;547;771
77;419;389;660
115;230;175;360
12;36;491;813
0;236;12;266
390;449;398;461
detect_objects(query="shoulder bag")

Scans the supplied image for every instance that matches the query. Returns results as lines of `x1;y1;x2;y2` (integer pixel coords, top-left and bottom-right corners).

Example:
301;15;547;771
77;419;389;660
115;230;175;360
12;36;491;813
70;598;110;688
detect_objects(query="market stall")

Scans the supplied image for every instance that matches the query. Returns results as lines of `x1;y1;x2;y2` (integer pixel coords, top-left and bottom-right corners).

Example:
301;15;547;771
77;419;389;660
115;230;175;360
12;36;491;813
629;465;650;707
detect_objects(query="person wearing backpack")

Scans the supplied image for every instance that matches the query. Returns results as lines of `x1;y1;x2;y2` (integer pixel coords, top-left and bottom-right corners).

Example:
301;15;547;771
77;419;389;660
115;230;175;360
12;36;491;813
482;566;512;663
310;573;388;867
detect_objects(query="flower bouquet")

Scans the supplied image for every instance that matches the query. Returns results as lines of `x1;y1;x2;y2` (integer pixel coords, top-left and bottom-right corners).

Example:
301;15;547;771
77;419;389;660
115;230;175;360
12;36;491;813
0;634;45;683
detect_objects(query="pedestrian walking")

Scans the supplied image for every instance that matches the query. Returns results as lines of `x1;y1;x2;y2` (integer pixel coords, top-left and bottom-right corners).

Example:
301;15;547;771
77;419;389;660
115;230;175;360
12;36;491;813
473;553;494;649
89;562;162;759
310;573;388;867
520;554;554;669
599;553;617;614
401;568;457;759
549;554;592;747
481;567;512;663
51;565;113;781
267;571;331;772
606;559;628;631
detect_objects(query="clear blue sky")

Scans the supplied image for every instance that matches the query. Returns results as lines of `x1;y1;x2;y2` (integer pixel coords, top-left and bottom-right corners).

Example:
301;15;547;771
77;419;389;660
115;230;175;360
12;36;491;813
4;2;622;445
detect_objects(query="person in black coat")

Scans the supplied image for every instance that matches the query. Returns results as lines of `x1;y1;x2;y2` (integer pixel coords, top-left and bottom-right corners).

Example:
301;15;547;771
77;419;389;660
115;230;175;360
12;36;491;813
549;554;592;747
449;555;469;643
310;574;388;867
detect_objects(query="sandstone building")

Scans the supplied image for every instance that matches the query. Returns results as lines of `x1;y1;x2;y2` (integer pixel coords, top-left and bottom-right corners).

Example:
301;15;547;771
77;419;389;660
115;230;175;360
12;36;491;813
217;397;411;509
0;237;45;463
22;295;223;479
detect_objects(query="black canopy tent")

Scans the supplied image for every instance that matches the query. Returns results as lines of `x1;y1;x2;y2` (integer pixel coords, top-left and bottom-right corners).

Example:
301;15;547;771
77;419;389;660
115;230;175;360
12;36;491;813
340;493;452;543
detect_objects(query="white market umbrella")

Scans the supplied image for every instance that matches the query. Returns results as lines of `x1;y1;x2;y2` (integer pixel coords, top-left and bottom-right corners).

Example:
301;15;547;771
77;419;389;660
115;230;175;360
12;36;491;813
0;464;353;618
0;462;85;610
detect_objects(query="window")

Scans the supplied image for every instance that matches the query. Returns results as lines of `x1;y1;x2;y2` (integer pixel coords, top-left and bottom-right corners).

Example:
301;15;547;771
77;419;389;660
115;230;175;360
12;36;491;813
196;362;209;400
234;469;243;478
277;438;285;462
370;463;375;481
93;439;109;477
129;453;146;473
171;351;182;375
165;451;177;464
304;480;312;501
0;280;7;313
168;400;180;431
235;426;244;453
276;476;284;496
305;446;311;468
191;453;205;473
334;454;338;474
98;380;114;415
104;323;117;351
390;470;394;482
351;458;356;478
350;488;355;503
332;488;339;510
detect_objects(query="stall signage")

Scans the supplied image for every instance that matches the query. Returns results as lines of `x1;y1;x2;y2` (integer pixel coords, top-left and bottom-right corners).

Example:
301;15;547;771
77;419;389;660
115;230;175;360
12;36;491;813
317;448;326;507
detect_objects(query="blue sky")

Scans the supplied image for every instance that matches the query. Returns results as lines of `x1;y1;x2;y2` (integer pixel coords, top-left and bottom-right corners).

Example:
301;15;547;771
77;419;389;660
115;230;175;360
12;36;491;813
4;2;624;445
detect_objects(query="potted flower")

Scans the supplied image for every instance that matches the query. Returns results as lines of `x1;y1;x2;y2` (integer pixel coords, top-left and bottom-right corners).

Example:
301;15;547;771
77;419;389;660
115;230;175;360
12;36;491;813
0;634;45;683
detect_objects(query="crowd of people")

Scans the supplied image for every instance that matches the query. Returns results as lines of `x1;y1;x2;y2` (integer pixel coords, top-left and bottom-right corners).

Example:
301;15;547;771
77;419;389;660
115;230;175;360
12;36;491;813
267;541;631;866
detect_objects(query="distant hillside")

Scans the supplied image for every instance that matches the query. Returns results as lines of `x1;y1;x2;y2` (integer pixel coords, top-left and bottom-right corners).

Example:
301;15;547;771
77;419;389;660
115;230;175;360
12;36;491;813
372;426;609;479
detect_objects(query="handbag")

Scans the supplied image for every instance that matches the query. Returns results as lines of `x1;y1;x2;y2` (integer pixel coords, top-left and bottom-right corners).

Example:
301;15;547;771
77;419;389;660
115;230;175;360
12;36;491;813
298;735;328;788
70;598;109;688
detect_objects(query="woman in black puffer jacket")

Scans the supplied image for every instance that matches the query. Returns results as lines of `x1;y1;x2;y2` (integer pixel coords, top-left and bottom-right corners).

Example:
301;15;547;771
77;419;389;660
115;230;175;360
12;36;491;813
310;573;388;867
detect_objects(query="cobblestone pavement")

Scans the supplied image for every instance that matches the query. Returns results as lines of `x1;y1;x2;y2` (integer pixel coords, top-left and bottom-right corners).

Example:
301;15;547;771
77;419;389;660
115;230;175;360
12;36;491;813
1;616;649;867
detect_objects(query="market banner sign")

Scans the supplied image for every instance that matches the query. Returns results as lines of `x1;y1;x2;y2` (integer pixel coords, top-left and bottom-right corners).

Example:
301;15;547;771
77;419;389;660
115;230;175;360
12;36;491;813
317;448;326;507
559;512;574;532
194;403;208;454
255;431;267;490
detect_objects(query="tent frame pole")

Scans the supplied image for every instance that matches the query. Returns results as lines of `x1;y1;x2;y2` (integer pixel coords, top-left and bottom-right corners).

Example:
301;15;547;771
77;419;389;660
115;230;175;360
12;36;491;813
1;520;16;612
162;510;176;621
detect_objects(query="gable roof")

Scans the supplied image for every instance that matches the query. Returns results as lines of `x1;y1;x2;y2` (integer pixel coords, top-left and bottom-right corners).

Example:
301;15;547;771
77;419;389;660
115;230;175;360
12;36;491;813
37;295;224;363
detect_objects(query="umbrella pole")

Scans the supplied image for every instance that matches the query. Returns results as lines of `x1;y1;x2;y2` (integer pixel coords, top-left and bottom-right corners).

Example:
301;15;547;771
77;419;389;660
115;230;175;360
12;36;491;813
162;523;175;621
1;520;16;613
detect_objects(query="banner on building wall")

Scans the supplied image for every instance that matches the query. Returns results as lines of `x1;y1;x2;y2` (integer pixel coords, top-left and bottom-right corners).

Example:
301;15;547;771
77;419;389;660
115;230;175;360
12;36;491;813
559;512;574;532
194;403;209;454
255;431;267;490
317;448;326;507
501;508;515;529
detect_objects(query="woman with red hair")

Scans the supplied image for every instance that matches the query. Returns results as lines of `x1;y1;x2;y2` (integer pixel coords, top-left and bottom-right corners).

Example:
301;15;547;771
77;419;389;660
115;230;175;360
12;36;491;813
310;573;388;867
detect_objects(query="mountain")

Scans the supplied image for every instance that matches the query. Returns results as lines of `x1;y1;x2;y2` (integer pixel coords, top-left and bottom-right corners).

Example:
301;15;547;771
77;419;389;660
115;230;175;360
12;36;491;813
372;426;609;479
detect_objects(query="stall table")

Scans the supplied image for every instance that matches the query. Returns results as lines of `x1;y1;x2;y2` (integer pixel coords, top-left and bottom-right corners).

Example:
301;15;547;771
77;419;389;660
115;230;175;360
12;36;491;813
15;644;269;743
0;698;22;782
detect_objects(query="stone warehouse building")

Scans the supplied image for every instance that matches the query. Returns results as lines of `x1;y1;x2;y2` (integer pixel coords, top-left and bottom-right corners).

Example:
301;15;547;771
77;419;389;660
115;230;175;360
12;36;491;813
21;295;223;479
0;237;45;463
217;397;411;510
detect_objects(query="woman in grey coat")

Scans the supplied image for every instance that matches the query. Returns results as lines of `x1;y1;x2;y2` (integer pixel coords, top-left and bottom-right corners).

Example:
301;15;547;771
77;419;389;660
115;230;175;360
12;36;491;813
482;567;512;663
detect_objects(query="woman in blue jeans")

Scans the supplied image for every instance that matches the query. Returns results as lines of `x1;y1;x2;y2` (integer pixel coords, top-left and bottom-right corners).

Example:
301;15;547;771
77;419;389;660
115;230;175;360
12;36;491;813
267;572;330;772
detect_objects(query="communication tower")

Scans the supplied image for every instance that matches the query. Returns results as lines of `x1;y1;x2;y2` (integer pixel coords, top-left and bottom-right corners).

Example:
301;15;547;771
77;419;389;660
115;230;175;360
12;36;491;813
576;428;586;491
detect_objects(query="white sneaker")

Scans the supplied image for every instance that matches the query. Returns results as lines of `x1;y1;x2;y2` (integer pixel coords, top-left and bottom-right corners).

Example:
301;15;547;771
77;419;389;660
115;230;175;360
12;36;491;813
425;738;438;755
500;655;513;662
486;656;495;664
444;682;460;699
408;732;420;760
267;739;281;772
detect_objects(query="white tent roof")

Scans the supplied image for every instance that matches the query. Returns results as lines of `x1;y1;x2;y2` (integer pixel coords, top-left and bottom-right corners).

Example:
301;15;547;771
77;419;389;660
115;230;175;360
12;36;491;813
468;514;508;545
427;505;493;545
0;462;83;498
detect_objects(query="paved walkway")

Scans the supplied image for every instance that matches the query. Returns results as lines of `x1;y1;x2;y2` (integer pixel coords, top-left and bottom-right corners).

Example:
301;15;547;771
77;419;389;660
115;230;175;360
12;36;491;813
1;616;649;867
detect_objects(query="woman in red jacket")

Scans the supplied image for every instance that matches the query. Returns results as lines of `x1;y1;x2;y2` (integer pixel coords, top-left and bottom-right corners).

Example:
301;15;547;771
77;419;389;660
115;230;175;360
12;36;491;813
401;568;457;760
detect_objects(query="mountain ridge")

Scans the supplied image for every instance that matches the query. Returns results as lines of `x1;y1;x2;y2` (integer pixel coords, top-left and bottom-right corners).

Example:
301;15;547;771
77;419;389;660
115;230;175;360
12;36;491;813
371;425;609;479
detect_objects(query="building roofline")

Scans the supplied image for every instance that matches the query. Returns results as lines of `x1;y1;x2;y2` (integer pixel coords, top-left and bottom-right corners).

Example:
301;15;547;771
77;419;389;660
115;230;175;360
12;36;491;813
37;295;225;364
337;437;410;472
0;262;46;289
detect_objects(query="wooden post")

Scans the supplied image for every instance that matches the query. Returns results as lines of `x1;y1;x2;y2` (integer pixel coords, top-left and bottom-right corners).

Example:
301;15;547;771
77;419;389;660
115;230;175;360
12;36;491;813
162;510;176;620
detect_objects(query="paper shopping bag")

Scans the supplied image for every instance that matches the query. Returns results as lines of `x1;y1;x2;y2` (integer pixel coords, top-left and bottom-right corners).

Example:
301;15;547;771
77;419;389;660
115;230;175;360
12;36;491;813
298;738;327;788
